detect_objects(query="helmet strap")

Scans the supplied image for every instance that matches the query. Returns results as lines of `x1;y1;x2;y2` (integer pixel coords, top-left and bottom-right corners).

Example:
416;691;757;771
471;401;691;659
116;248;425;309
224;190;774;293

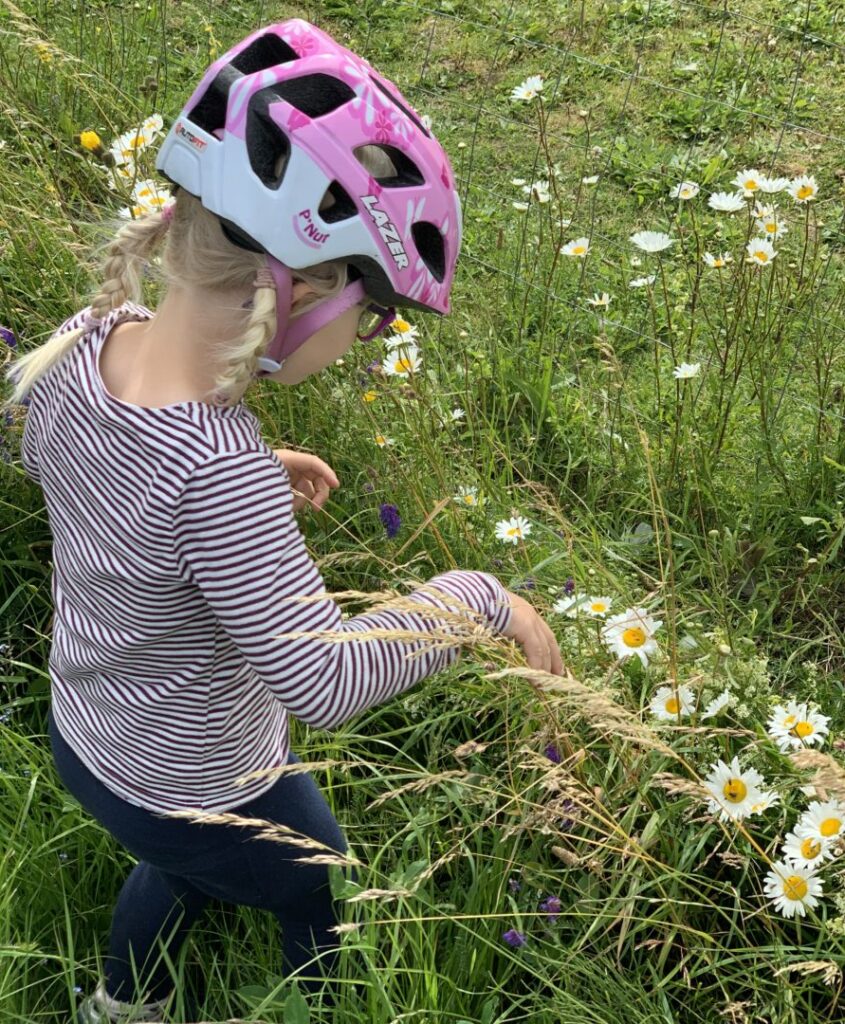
253;255;367;376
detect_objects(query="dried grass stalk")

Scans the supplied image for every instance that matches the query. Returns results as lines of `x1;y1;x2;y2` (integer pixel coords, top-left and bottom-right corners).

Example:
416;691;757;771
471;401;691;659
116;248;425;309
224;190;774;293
484;666;679;760
789;749;845;803
366;769;474;810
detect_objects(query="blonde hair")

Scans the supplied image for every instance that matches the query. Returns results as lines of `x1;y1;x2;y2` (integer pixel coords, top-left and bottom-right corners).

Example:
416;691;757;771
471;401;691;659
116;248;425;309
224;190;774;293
3;144;397;412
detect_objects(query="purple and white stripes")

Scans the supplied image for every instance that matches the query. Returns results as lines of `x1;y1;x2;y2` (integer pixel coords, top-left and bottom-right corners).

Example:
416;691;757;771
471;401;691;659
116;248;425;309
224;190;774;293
21;302;512;813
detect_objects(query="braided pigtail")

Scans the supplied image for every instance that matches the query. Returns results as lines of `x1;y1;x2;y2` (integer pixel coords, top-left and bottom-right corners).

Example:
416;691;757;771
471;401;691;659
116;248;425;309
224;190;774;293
3;206;172;411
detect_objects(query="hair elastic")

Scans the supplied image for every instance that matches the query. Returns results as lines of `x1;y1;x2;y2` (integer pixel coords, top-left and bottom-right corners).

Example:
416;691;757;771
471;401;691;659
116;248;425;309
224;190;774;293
253;267;275;289
160;203;175;224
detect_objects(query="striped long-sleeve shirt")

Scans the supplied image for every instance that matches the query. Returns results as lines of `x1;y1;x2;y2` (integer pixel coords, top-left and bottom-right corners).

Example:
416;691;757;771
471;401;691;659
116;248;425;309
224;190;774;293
19;301;513;813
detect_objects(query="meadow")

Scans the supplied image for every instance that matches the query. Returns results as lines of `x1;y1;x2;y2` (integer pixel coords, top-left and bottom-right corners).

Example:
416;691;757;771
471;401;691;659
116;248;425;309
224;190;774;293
3;0;845;1021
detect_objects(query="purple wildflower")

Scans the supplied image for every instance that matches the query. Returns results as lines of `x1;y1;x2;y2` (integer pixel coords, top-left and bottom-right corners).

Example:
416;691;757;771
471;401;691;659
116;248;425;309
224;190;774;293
563;577;575;595
507;876;521;894
544;743;561;763
558;798;577;831
513;576;537;591
502;928;526;948
0;326;16;348
365;360;381;375
379;503;401;539
539;895;562;922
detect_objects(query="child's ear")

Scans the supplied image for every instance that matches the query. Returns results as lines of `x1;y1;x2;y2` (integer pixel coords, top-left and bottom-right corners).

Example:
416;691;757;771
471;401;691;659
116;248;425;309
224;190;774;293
289;280;319;315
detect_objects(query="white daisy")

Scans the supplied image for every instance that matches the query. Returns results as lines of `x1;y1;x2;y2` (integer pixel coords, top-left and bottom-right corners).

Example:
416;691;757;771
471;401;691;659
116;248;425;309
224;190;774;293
560;237;591;258
130;178;172;213
750;200;774;220
601;607;662;666
703;756;768;822
708;191;746;212
745;238;777;266
701;689;732;719
629;230;675;253
453;485;486;508
450;408;466;421
373;433;396;447
381;345;422;377
522;180;551;203
755;213;788;241
796;799;845;846
673;362;701;380
553;592;590;617
748;789;781;814
511;75;544;102
787;174;819;203
388;316;419;341
767;701;830;752
732;168;764;197
586;292;612;307
763;860;823;918
110;124;160;164
512;202;530;211
495;515;532;544
782;828;836;870
649;683;696;720
669;180;700;200
141;113;164;137
759;175;790;193
703;251;733;268
629;275;656;288
583;596;613;618
582;174;599;185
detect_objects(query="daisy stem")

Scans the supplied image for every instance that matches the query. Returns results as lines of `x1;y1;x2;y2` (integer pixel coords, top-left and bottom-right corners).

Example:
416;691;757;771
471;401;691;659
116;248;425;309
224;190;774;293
797;202;811;287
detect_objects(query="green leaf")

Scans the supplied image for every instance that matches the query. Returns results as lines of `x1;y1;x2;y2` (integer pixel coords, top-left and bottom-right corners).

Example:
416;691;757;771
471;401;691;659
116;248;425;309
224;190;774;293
284;984;311;1024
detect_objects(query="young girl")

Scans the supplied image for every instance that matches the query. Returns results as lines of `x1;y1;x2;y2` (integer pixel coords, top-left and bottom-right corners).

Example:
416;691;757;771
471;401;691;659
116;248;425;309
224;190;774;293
5;18;562;1024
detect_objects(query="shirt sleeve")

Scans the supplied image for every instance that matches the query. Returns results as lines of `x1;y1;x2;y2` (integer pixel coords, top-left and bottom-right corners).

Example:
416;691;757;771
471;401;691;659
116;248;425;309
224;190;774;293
171;448;513;732
19;405;42;485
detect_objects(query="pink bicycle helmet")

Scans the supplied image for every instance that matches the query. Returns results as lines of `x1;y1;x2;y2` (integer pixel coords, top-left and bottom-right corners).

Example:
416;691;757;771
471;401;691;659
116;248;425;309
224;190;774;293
154;18;462;375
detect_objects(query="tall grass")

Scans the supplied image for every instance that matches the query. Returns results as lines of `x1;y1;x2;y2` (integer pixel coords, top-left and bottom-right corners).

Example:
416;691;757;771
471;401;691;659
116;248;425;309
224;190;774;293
2;1;845;1022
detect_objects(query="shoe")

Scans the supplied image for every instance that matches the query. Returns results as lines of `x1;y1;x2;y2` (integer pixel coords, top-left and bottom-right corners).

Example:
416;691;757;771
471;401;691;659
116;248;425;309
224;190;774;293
76;980;173;1024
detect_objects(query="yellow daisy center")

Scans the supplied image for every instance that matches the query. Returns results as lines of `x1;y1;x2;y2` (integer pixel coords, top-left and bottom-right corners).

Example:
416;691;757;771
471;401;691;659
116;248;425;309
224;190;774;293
621;627;646;648
463;495;476;504
664;697;680;714
723;778;747;803
754;250;769;262
797;185;814;199
764;223;776;233
821;817;842;838
713;258;725;267
745;179;759;190
783;715;797;726
394;358;413;373
800;837;821;859
393;318;411;332
590;602;607;613
375;435;386;444
572;245;586;255
783;875;808;901
507;527;523;537
791;721;814;738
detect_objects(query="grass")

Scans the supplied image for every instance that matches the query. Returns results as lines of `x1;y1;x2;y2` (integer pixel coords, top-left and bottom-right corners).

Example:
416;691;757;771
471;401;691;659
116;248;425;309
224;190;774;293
3;0;845;1021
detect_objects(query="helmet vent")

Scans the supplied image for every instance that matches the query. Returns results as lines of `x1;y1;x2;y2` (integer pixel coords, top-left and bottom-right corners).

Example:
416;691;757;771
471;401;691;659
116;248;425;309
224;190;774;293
246;94;292;189
354;144;424;188
231;33;299;75
368;75;431;138
185;65;240;138
411;222;446;282
319;181;358;224
271;74;356;118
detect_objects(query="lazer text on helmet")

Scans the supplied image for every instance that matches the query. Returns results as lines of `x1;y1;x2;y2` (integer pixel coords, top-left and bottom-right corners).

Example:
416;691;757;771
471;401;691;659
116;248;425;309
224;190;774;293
361;195;409;270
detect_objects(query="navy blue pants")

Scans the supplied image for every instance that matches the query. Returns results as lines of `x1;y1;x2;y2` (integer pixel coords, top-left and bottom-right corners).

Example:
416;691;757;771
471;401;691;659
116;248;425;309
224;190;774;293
48;706;356;1009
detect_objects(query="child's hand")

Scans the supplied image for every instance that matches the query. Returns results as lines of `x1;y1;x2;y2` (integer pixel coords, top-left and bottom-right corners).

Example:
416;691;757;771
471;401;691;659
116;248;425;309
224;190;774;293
271;448;340;514
501;589;564;675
